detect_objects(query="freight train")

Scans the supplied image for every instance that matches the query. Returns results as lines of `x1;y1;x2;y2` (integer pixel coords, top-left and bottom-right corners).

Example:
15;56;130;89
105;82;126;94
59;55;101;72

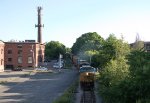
71;55;96;90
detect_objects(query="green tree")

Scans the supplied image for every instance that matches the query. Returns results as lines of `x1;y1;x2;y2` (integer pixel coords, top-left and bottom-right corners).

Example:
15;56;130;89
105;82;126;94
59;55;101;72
92;34;130;68
84;50;98;65
98;34;150;103
97;34;131;103
71;32;104;56
125;50;150;103
45;41;66;60
103;34;130;59
132;33;144;50
99;56;129;103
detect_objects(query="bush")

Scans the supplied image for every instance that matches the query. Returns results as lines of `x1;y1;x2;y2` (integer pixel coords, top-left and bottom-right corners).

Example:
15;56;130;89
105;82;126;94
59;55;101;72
98;50;150;103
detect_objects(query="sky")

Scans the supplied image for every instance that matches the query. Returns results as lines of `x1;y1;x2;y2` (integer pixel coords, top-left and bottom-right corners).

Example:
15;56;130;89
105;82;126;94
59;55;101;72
0;0;150;47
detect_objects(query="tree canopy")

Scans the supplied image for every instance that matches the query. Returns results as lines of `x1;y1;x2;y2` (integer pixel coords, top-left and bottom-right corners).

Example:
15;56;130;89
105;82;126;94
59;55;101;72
71;32;104;59
45;41;66;60
92;34;130;68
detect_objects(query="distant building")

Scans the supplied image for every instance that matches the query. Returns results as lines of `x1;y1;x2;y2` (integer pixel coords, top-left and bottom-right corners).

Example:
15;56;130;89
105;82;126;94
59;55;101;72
130;41;150;52
144;42;150;52
0;41;4;72
4;41;45;69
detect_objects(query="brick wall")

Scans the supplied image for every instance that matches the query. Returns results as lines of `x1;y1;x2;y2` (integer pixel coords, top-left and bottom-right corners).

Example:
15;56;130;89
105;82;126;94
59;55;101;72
4;42;45;69
0;41;4;72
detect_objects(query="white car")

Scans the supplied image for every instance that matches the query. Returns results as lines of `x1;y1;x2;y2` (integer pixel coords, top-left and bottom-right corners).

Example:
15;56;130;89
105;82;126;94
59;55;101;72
53;63;63;69
35;67;48;71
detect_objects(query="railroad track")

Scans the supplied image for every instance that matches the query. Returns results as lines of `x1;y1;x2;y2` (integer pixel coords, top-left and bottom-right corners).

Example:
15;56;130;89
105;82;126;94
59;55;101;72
80;90;96;103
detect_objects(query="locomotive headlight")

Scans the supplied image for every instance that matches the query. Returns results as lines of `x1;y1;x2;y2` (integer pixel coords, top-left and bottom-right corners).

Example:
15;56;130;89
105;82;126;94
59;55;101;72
86;72;89;75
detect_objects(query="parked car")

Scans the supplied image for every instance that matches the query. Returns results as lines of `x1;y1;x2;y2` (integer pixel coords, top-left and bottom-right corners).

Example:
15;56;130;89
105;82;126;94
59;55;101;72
11;68;23;71
35;67;48;71
53;63;63;69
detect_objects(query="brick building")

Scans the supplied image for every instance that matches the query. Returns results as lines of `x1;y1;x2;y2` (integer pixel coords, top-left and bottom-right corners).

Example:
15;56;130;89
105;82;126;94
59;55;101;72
0;41;4;72
1;6;45;70
4;40;45;69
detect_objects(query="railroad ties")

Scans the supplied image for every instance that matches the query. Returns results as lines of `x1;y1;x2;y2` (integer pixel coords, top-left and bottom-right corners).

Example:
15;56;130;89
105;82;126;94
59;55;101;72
80;89;96;103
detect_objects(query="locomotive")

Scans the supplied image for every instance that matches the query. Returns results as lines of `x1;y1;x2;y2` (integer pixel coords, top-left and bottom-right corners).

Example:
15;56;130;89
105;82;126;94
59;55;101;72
79;65;96;90
71;55;96;90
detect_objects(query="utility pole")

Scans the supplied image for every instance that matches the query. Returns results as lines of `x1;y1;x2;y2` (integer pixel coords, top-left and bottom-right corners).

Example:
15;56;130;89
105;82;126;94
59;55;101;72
35;6;44;44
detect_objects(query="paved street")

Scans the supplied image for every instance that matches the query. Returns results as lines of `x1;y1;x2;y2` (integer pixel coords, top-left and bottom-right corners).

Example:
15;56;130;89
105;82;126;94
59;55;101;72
0;69;78;103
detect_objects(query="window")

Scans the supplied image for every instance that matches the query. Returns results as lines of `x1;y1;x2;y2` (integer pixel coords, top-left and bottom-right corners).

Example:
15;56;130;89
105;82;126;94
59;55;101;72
8;58;12;62
1;59;3;65
146;45;150;50
18;57;22;63
1;49;3;54
17;44;22;48
28;57;32;63
18;50;22;55
8;50;12;54
147;50;150;52
38;55;42;62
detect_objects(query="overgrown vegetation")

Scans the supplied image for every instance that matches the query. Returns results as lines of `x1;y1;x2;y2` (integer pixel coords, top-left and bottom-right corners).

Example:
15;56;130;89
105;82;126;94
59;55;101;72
97;37;150;103
52;80;78;103
71;32;150;103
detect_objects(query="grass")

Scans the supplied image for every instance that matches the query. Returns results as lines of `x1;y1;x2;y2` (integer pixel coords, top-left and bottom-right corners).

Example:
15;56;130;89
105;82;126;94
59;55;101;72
52;80;78;103
0;81;8;84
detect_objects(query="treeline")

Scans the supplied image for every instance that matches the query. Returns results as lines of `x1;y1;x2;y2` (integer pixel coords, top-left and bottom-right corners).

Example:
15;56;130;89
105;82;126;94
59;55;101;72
71;32;150;103
98;38;150;103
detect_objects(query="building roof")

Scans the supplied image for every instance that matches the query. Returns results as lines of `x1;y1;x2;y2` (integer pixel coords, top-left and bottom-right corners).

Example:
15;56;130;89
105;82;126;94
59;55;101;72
4;41;45;46
0;40;4;44
4;39;45;45
4;42;38;44
144;41;150;44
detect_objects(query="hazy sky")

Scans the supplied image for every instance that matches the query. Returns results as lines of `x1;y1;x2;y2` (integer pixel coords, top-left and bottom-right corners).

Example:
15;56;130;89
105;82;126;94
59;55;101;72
0;0;150;47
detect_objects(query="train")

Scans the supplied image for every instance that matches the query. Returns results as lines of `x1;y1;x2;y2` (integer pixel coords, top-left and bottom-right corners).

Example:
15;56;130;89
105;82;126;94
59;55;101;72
71;55;90;71
71;55;96;90
79;65;96;90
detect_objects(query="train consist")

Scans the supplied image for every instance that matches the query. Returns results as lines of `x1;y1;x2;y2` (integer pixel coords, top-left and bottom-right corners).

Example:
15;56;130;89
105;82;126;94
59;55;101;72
71;55;96;90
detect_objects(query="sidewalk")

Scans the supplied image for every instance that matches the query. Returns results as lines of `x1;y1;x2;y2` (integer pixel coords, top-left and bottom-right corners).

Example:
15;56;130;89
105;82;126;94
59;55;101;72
0;68;54;83
0;70;31;82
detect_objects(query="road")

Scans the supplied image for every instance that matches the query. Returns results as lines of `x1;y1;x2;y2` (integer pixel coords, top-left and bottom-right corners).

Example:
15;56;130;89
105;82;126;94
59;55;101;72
0;69;78;103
